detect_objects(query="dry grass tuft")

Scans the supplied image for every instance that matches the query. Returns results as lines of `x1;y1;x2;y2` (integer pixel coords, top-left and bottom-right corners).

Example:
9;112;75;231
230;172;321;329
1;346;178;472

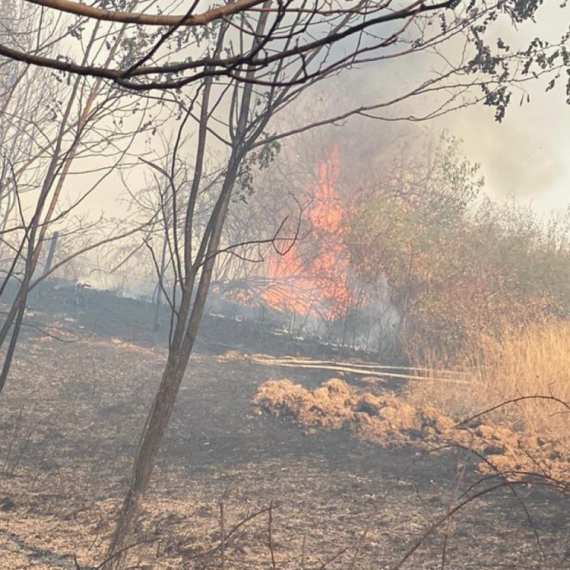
471;321;570;438
407;321;570;441
253;378;435;443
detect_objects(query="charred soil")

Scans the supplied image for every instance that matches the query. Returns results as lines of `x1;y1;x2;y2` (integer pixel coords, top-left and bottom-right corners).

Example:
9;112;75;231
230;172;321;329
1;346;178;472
0;290;569;569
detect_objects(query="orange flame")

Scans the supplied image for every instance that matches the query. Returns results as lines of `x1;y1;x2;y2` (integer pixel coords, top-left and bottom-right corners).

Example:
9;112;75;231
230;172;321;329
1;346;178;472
260;146;352;321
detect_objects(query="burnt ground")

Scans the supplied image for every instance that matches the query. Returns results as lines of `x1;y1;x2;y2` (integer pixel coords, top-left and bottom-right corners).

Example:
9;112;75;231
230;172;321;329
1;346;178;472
1;288;570;569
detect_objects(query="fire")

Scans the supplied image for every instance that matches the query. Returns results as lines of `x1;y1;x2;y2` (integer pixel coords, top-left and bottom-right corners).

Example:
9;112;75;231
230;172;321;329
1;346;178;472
259;146;352;322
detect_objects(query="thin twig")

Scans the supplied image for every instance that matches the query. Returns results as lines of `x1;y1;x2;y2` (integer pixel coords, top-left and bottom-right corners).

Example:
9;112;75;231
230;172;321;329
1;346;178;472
220;501;226;570
318;546;350;570
457;395;570;427
268;501;277;570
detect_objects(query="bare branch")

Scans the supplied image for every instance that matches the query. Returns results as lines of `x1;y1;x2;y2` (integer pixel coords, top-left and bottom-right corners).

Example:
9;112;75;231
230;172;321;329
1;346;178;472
24;0;267;27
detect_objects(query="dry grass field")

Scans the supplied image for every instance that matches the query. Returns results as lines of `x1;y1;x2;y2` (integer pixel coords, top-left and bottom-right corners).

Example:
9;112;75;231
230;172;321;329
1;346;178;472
1;291;570;569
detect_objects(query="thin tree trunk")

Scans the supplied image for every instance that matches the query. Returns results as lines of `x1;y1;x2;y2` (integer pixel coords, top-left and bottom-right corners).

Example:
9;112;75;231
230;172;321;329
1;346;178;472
0;24;102;395
153;237;168;331
102;159;239;570
103;6;271;566
102;349;188;569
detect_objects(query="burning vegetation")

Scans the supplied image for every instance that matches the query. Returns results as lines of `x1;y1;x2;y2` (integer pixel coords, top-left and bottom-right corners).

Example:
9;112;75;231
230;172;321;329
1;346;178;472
213;144;395;353
214;132;570;366
260;147;352;322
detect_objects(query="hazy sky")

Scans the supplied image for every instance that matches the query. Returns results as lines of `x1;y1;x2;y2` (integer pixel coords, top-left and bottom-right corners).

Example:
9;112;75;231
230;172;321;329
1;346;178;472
436;3;570;216
442;86;570;216
58;1;570;225
345;2;570;217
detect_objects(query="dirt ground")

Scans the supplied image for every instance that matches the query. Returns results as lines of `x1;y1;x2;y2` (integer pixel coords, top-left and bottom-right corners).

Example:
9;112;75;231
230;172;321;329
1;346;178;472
1;290;570;569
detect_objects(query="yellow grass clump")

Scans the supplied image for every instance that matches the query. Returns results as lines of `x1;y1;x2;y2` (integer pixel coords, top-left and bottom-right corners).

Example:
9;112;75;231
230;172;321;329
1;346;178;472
253;378;438;443
254;321;570;479
406;320;570;441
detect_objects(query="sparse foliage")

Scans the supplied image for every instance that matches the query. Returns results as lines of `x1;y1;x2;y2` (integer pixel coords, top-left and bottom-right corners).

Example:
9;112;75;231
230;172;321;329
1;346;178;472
349;135;570;362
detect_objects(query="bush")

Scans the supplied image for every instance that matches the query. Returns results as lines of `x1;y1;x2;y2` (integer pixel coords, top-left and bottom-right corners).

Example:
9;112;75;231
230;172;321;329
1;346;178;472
347;135;570;363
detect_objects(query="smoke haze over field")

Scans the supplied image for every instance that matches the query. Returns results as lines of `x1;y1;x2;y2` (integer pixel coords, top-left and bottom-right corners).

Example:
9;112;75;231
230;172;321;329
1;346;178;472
441;86;570;212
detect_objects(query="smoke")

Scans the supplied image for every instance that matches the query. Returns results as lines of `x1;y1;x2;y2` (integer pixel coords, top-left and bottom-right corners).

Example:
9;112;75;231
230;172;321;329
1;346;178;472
441;90;570;208
311;3;570;212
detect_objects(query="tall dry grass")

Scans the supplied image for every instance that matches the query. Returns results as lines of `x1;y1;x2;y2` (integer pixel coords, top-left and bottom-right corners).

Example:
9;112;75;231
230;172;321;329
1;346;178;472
405;320;570;439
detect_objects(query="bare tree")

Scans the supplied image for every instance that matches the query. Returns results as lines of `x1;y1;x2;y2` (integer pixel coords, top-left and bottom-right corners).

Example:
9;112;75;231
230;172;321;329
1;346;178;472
0;2;163;393
1;0;567;106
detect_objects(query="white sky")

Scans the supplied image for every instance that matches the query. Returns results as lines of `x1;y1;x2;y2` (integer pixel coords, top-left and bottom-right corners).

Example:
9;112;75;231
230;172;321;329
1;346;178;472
441;86;570;216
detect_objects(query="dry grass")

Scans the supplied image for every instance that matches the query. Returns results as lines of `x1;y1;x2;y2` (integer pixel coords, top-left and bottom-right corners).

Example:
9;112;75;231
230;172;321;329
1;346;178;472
252;378;437;442
253;375;570;480
406;320;570;440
